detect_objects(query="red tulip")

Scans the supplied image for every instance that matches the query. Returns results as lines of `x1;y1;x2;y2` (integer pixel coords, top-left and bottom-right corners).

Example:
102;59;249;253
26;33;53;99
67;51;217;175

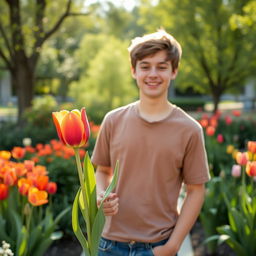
0;183;8;200
46;182;57;194
52;108;90;148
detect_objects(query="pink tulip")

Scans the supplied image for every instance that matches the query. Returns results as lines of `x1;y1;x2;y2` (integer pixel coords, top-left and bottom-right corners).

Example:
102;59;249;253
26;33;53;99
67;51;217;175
217;134;224;143
231;165;241;177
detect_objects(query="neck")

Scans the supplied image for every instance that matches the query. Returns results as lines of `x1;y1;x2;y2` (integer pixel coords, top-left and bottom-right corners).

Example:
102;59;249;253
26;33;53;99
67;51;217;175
137;98;173;122
138;97;170;114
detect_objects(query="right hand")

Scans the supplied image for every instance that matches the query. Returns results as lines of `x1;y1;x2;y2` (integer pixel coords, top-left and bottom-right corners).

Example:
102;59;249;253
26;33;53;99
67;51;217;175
97;192;119;216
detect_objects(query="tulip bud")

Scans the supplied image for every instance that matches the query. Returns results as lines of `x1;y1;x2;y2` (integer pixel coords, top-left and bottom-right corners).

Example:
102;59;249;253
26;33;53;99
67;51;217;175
231;165;241;177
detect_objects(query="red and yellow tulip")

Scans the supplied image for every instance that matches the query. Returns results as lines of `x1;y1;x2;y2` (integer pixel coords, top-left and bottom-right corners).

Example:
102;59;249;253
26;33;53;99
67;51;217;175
236;152;248;166
52;108;90;148
246;161;256;177
28;187;48;206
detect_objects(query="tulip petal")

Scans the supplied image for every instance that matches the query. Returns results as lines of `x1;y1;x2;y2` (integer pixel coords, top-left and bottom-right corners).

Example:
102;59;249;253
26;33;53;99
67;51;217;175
61;112;85;147
81;108;90;143
52;111;69;144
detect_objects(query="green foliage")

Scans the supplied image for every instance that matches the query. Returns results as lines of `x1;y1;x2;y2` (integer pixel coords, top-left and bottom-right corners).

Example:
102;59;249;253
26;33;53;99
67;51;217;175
171;97;206;111
217;171;256;256
69;34;137;122
139;0;255;110
200;177;229;254
72;151;119;255
24;95;58;127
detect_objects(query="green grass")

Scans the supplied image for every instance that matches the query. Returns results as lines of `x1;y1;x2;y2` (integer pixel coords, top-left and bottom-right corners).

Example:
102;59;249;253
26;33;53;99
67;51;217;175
0;106;17;116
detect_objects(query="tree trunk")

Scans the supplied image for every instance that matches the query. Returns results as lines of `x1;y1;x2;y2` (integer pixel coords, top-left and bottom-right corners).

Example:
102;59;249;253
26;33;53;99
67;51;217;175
211;88;222;114
11;62;35;124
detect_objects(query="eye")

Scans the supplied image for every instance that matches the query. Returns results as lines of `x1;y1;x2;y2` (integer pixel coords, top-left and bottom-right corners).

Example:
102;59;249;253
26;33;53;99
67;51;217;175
140;66;149;70
158;66;168;70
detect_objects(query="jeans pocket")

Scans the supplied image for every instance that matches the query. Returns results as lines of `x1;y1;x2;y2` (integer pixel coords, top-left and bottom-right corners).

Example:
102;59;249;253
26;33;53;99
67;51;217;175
98;238;113;252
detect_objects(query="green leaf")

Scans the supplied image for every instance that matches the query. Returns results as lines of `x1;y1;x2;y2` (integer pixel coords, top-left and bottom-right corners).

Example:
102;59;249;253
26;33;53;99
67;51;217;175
0;217;12;243
83;152;97;229
217;225;246;255
43;207;70;239
72;189;90;256
99;160;119;207
17;226;27;256
32;237;54;256
91;160;119;256
91;208;105;256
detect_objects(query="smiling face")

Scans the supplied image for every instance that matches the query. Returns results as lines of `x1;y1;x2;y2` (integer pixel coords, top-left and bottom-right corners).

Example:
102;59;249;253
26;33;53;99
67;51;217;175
131;50;177;100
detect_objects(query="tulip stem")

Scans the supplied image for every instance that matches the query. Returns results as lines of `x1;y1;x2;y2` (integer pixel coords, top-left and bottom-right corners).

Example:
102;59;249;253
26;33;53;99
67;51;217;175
74;148;92;250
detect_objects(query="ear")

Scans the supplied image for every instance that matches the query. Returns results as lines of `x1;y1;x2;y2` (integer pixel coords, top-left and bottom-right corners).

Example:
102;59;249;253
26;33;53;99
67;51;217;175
171;68;178;80
131;66;136;79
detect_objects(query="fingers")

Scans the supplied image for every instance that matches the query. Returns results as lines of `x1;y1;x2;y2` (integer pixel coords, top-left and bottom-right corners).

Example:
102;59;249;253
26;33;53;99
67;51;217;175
97;192;119;216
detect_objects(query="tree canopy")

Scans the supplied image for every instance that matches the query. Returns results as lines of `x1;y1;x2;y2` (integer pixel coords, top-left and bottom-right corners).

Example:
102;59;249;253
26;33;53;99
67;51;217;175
139;0;256;111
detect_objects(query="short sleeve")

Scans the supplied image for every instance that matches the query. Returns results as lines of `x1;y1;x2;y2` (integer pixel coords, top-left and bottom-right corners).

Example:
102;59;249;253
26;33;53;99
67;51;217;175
182;127;210;184
91;114;112;167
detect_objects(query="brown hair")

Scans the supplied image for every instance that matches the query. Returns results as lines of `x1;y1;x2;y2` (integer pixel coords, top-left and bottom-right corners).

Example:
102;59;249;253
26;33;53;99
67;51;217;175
128;29;182;70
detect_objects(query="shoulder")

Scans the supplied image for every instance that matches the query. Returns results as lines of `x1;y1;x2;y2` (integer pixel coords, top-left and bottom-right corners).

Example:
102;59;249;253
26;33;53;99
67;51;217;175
172;106;203;134
104;102;137;123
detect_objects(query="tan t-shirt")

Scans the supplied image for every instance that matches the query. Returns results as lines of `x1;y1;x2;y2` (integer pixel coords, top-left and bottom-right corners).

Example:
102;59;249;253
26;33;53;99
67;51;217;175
92;102;210;243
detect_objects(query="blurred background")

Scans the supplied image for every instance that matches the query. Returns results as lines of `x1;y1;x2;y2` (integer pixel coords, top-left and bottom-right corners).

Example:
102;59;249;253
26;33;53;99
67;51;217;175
0;1;256;255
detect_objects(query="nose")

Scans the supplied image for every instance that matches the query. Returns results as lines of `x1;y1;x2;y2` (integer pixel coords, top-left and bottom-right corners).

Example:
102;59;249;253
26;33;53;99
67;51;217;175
148;67;158;77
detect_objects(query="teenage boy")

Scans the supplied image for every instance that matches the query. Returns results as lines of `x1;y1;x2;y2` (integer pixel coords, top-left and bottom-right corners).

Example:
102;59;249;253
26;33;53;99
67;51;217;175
92;30;210;256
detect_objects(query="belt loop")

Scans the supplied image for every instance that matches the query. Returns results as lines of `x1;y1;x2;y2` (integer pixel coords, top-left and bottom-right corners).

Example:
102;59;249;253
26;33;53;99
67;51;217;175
145;242;151;249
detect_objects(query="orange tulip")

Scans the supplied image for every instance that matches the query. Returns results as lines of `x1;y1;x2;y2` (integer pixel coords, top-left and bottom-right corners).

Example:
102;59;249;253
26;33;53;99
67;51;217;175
248;141;256;154
46;182;57;194
206;126;215;136
24;160;35;172
199;119;208;128
52;108;90;148
35;175;49;190
11;147;26;159
246;161;256;177
28;187;48;206
3;169;17;186
18;178;32;196
0;183;8;200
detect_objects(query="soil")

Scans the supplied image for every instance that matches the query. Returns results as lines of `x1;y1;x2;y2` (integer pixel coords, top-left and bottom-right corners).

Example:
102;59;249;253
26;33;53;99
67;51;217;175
44;236;82;256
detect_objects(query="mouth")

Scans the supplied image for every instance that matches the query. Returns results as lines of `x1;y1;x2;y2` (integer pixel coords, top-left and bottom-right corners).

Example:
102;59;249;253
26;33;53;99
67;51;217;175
145;81;161;87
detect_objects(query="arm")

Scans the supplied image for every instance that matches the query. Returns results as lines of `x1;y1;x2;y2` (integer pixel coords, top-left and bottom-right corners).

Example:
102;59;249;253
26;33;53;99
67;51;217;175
153;183;205;256
96;165;119;216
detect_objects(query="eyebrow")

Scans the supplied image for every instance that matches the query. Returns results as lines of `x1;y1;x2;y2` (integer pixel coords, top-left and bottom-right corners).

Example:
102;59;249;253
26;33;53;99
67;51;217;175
138;61;170;65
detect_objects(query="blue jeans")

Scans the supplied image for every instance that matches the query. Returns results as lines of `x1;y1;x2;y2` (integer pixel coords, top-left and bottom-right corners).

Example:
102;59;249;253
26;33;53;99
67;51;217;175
98;237;174;256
